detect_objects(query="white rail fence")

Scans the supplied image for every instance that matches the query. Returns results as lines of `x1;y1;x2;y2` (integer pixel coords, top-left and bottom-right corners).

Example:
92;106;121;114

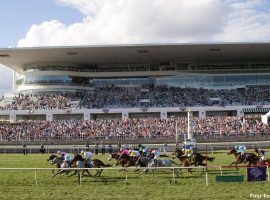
1;141;270;154
0;166;208;186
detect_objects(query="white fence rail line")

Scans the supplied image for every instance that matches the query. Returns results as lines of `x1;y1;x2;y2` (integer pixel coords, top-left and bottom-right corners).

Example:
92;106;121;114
0;166;208;186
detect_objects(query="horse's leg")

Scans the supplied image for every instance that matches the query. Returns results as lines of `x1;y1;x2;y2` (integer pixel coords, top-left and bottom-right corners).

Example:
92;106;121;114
98;169;103;176
94;170;99;176
113;161;119;167
174;169;181;177
52;170;61;179
86;170;92;176
68;170;77;177
235;161;239;170
137;169;145;177
134;168;140;173
77;171;81;185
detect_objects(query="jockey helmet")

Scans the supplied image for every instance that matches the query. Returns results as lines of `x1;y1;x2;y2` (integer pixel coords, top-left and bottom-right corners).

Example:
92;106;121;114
57;151;61;154
81;150;85;154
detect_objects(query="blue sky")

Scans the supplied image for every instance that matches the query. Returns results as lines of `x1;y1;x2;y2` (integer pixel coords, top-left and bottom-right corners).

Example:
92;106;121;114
0;0;83;47
0;0;270;95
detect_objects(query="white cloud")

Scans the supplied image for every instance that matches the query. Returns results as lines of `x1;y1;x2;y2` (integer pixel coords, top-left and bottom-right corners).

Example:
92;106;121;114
18;0;270;47
213;0;270;41
17;0;270;47
18;0;233;46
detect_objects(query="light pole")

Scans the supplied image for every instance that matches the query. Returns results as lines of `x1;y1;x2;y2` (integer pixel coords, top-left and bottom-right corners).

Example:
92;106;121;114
187;110;193;140
175;118;178;143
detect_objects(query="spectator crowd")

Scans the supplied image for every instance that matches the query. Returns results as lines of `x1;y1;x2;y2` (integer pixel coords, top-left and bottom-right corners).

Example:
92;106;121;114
0;86;269;110
0;116;269;142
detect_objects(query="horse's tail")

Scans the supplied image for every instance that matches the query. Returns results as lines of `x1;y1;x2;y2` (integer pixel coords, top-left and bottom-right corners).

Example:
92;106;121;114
170;159;179;166
206;157;215;161
160;155;169;158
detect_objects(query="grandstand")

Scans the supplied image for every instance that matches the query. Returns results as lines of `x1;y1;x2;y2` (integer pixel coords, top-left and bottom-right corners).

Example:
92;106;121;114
0;43;270;143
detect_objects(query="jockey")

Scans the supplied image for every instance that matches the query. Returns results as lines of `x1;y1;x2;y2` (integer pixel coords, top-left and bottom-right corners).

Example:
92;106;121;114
57;151;67;159
81;150;93;167
140;145;147;156
182;145;194;162
147;148;153;157
57;151;73;165
129;149;140;158
235;145;246;155
151;149;160;166
129;149;135;157
235;145;247;161
255;148;267;162
183;145;193;157
260;150;267;162
119;148;130;159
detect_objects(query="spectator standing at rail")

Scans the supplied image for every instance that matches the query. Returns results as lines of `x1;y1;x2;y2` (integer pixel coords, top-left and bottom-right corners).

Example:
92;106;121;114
163;142;168;155
117;142;121;152
85;142;90;151
108;143;113;155
72;144;78;154
39;144;45;155
94;143;99;155
101;142;106;155
23;143;27;155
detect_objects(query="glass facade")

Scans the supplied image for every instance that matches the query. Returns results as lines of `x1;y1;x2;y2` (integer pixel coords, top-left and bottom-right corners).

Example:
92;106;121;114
20;73;270;89
155;73;270;88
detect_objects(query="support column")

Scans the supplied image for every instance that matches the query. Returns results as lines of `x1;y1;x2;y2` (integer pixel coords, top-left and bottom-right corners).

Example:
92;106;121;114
237;109;244;117
46;113;53;121
84;113;91;120
160;111;167;119
199;110;206;118
10;113;16;122
122;112;129;119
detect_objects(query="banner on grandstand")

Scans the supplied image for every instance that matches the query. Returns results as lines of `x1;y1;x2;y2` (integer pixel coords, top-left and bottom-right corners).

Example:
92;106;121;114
140;107;148;112
247;166;267;182
219;100;225;107
102;107;110;113
256;103;264;109
178;107;186;112
27;109;34;115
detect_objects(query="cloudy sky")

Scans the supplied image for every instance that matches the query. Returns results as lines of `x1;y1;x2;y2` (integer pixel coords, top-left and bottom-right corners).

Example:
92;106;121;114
1;0;270;95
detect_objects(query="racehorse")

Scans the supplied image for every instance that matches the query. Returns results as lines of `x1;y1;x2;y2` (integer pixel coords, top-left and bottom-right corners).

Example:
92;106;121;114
228;148;259;169
172;149;214;173
47;154;66;175
90;159;111;176
71;159;85;185
135;155;180;176
108;153;137;167
72;154;110;177
172;150;192;173
192;152;215;166
51;159;72;179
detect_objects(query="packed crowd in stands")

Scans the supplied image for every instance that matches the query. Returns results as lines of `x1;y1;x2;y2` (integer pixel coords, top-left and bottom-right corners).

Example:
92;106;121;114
0;86;270;110
0;117;269;141
0;94;72;110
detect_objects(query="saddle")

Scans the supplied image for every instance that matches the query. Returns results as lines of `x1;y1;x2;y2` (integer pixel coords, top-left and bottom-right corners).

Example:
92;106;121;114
86;160;93;167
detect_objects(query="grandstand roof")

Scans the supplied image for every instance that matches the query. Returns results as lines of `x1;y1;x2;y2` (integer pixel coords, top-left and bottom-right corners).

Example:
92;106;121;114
1;43;270;73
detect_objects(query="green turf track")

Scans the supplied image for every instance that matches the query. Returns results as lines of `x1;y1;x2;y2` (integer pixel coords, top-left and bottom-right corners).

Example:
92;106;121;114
0;152;269;200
